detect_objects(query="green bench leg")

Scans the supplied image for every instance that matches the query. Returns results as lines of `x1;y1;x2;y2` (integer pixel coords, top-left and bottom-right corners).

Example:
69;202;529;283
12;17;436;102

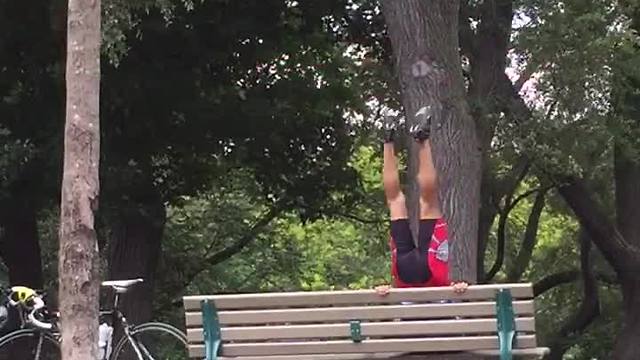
496;289;516;360
201;299;221;360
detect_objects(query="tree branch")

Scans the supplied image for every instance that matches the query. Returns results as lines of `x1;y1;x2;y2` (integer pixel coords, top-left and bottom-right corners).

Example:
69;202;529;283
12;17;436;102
514;62;538;93
498;71;532;124
334;211;382;225
205;205;283;266
491;156;531;211
534;269;618;297
507;184;554;213
458;1;477;59
170;203;285;299
485;164;531;282
534;270;580;296
507;190;546;282
558;177;640;274
485;204;509;282
545;230;600;360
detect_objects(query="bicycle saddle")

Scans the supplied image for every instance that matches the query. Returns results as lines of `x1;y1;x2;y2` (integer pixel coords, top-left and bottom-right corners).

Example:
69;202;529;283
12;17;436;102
101;279;144;293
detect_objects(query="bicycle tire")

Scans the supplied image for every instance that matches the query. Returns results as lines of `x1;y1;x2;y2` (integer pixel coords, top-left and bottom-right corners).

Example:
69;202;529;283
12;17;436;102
110;322;187;360
0;328;60;360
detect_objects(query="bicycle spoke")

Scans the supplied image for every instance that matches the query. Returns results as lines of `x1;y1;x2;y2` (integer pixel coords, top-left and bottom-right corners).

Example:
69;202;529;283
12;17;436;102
0;329;60;360
35;333;44;359
111;323;188;360
136;340;157;360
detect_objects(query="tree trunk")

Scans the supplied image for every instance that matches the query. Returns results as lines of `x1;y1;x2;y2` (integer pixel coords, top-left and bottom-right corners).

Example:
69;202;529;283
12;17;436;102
465;0;513;144
0;202;43;288
612;143;640;358
459;0;514;283
381;0;481;282
544;229;600;360
108;197;165;326
58;0;101;358
614;144;640;249
476;194;496;283
557;177;640;359
557;180;638;274
614;276;640;360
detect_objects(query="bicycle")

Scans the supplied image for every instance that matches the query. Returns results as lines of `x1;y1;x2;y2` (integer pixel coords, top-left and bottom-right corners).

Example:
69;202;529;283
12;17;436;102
0;279;188;360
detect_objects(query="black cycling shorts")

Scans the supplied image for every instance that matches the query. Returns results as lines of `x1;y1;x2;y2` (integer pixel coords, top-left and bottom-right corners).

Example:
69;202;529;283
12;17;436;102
390;219;437;284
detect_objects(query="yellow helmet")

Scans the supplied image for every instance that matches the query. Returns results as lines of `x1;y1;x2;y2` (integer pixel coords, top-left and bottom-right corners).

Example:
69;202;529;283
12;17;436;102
9;286;37;305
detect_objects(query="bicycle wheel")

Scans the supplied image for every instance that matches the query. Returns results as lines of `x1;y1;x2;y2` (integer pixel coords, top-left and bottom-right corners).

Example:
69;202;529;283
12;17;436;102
0;329;60;360
110;322;187;360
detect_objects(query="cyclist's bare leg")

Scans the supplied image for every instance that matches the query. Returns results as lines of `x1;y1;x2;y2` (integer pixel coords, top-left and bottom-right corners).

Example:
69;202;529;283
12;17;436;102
417;139;442;220
383;141;408;220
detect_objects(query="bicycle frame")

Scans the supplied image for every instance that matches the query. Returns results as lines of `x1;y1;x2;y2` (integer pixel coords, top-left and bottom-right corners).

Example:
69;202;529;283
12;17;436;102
102;289;149;360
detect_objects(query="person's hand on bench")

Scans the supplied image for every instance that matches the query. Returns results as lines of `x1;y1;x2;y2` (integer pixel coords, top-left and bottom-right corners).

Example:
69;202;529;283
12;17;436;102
374;281;469;297
375;284;392;296
451;281;469;294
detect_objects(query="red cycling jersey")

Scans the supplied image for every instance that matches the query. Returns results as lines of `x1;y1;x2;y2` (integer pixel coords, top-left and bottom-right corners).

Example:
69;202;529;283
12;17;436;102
390;218;449;288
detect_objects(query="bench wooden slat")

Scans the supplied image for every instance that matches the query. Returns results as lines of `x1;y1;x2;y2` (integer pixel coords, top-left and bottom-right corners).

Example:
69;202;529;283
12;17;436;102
185;300;535;327
187;317;536;342
218;355;408;360
183;284;534;310
471;347;550;356
216;355;446;360
218;355;406;360
215;352;549;360
187;335;538;357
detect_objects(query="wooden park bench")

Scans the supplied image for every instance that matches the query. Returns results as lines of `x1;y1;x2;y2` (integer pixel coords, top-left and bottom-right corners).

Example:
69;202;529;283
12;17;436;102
183;283;549;360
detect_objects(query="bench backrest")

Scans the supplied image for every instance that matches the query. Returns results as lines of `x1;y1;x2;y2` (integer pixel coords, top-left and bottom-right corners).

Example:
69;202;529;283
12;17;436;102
183;283;539;358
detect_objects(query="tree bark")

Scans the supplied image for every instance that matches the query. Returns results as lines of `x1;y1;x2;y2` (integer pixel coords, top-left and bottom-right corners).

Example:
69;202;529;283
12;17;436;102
466;0;513;145
58;0;101;358
614;276;640;360
614;144;640;249
612;144;640;359
381;0;481;282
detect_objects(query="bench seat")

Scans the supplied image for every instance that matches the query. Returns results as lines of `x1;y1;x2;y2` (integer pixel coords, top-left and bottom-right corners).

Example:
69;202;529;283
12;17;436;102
183;283;549;359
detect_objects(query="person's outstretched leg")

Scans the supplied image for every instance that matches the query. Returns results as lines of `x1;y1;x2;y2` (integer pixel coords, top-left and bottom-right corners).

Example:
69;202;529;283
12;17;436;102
382;117;408;221
410;106;467;293
417;140;443;219
411;106;443;220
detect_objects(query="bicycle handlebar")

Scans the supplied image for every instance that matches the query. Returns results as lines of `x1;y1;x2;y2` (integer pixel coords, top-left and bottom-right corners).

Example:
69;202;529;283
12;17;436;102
28;310;53;330
26;296;53;330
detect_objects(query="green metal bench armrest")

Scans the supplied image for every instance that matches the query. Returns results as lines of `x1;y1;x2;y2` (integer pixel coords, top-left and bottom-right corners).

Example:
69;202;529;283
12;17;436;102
202;299;221;360
496;288;516;360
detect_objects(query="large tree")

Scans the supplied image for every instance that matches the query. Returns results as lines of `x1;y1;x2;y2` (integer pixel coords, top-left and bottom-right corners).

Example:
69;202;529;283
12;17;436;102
58;0;101;358
381;0;480;282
